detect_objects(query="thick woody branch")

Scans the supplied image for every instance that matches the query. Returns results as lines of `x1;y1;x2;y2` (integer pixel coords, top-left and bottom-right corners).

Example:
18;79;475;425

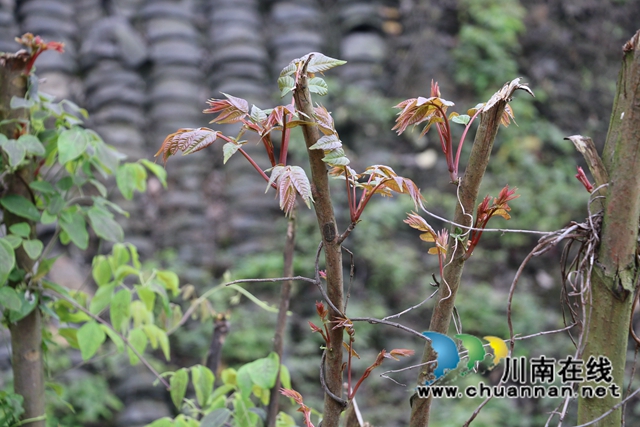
293;58;345;427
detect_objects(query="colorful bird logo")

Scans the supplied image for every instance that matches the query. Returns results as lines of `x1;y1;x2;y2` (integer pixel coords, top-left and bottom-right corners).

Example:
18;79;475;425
421;331;509;384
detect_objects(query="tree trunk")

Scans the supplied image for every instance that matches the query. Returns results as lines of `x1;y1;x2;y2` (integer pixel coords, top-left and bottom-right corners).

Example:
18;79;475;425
409;98;508;427
293;70;345;427
577;29;640;427
1;52;46;427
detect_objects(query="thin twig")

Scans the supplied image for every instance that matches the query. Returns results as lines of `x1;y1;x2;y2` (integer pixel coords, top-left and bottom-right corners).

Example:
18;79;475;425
320;351;348;408
379;359;436;385
382;288;439;321
573;387;640;427
350;317;429;341
419;204;554;236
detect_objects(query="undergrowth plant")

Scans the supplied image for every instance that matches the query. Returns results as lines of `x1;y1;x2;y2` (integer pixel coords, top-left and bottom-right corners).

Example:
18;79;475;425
0;34;190;427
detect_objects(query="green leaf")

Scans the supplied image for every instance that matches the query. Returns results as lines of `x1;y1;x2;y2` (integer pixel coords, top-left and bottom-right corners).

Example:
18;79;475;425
209;384;235;407
143;324;158;349
279;62;296;77
250;105;267;122
233;394;258;427
87;206;124;242
92;256;112;287
89;179;108;197
308;77;328;96
10;96;35;109
192;365;215;408
59;210;89;250
0;138;26;167
0;195;40;221
58;328;80;349
9;223;31;238
41;278;72;299
101;324;125;353
46;194;65;215
309;134;342;151
57;127;89;164
157;328;170;361
321;147;350;166
170;368;189;409
222;142;240;164
22;239;43;259
0;286;22;311
111;289;131;332
111;242;130;267
18;134;45;156
236;364;253;399
140;159;167;188
127;328;148;365
116;162;147;200
3;234;22;248
277;76;295;98
0;238;16;285
128;243;141;269
200;409;232;427
156;270;179;297
452;114;471;125
276;412;296;427
8;292;38;323
41;210;56;225
247;352;280;389
146;418;174;427
34;256;58;281
280;364;291;390
137;286;156;311
89;283;115;314
56;176;74;191
304;52;347;74
115;265;138;282
221;368;237;386
29;180;57;194
77;321;106;360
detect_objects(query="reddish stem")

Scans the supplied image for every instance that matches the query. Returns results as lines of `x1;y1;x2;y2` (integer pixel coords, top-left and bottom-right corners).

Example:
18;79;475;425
262;134;277;167
344;167;356;222
454;109;482;178
354;178;391;221
279;113;291;165
238;147;275;188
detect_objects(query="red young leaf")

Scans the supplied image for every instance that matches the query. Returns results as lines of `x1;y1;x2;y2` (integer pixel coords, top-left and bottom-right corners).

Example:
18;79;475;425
308;321;322;333
266;165;314;216
405;212;448;255
203;93;249;124
363;165;424;209
342;341;361;359
280;388;315;427
155;127;219;163
392;96;454;135
575;166;594;193
387;348;416;360
280;388;304;405
314;105;336;135
315;301;328;320
15;33;65;74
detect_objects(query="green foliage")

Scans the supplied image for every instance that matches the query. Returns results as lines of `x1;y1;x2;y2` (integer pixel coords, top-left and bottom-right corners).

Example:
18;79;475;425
0;65;176;427
45;373;122;427
0;391;24;426
453;0;525;95
150;354;292;427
